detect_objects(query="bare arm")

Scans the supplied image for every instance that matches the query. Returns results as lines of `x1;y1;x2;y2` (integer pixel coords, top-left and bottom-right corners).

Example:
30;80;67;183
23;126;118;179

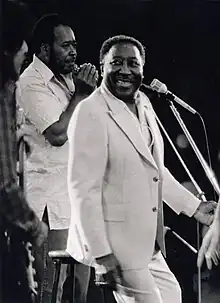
43;92;88;146
43;63;98;146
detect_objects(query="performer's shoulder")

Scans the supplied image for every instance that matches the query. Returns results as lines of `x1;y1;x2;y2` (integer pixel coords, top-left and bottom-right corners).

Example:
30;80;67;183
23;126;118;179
79;87;106;111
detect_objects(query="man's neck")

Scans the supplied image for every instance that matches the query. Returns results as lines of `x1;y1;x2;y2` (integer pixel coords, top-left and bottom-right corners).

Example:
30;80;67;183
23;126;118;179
36;54;59;77
36;54;48;67
126;103;138;118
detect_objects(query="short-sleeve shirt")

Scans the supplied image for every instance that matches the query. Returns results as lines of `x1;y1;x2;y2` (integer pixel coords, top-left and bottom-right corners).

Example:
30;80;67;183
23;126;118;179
17;56;75;229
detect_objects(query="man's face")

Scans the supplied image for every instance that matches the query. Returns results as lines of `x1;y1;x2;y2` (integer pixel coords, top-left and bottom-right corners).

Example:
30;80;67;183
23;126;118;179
13;40;28;77
102;43;144;103
50;24;77;74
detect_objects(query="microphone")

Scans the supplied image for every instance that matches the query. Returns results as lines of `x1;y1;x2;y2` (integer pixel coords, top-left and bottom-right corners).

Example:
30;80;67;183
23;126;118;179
150;79;197;114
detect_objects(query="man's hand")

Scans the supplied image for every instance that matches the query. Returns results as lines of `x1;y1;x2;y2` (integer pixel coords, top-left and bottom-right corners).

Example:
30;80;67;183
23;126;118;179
95;253;124;291
197;219;220;269
193;201;217;226
75;63;99;95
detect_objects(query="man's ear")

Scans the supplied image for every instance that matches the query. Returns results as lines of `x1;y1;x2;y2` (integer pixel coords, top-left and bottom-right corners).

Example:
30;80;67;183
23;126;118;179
40;43;50;55
40;43;50;60
41;43;50;52
100;62;104;77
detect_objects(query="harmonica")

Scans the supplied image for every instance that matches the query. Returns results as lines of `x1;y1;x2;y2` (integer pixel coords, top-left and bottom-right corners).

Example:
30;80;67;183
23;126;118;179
73;64;80;75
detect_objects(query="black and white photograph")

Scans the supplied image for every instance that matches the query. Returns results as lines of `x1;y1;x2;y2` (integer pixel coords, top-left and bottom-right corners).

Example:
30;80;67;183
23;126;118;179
1;0;220;302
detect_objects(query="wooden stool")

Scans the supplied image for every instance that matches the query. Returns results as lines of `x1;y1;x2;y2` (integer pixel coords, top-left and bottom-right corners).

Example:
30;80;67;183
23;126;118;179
48;251;109;303
48;250;78;303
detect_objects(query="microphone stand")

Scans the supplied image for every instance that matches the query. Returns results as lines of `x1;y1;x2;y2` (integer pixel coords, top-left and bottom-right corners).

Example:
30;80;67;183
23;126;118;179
165;100;220;303
168;102;220;196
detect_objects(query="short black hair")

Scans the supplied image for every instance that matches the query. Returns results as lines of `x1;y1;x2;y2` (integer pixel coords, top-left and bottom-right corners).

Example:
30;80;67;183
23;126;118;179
100;35;146;63
30;13;72;55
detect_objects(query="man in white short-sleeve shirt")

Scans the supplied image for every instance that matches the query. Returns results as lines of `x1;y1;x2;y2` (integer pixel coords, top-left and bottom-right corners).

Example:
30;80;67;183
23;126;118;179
17;14;98;303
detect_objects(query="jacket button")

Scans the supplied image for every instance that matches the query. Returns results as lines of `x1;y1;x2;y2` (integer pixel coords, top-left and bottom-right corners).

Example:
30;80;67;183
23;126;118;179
153;177;159;182
152;207;157;212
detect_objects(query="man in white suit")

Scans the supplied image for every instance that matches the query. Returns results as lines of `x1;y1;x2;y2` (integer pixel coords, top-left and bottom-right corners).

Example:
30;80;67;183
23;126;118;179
66;35;216;303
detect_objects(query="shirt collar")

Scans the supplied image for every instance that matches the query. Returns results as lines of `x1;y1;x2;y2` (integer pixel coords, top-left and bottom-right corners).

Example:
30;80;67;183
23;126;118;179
100;81;152;117
100;81;141;108
32;55;54;84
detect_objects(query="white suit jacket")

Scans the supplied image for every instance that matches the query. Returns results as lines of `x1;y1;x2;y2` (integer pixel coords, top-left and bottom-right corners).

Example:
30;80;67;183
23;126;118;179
66;84;200;270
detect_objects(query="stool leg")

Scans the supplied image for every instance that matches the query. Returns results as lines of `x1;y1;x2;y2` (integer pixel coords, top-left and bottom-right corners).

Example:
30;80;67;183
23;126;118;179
100;288;106;303
51;259;61;303
69;264;76;303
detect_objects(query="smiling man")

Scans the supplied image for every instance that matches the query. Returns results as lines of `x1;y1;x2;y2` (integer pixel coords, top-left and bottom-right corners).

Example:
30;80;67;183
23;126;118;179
66;35;216;303
101;40;143;102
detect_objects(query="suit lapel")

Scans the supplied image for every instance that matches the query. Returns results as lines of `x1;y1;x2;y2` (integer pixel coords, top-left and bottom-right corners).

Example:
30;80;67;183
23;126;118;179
101;87;158;170
108;110;158;170
142;99;164;176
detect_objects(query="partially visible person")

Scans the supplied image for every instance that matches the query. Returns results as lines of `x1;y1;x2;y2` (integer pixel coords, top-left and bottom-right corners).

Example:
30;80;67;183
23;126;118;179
198;202;220;270
17;13;98;303
0;1;47;303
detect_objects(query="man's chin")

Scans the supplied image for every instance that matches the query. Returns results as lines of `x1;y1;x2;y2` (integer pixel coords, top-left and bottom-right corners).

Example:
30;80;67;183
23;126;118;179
61;62;75;74
62;67;74;75
117;94;135;103
115;88;136;102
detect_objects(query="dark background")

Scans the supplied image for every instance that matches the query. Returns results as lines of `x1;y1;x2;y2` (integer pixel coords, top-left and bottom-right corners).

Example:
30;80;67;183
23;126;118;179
7;0;220;302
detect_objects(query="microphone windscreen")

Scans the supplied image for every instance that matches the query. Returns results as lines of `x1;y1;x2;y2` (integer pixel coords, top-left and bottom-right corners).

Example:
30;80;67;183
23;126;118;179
150;79;167;94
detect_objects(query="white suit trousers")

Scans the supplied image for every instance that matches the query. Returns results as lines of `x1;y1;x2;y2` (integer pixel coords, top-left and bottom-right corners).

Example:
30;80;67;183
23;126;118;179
113;251;182;303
